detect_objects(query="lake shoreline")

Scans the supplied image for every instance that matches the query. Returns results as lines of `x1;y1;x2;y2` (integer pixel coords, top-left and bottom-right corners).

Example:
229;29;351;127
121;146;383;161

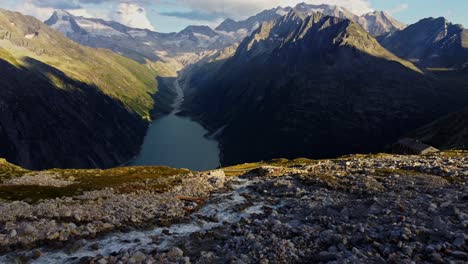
129;75;221;171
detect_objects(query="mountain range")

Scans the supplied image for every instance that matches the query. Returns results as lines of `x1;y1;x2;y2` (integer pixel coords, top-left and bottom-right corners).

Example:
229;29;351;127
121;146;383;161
44;3;406;63
0;3;467;169
44;10;234;64
182;10;468;165
216;3;405;37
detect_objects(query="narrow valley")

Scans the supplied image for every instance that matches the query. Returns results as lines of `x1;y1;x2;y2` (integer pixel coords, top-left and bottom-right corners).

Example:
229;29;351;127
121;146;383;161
0;2;467;263
131;77;221;171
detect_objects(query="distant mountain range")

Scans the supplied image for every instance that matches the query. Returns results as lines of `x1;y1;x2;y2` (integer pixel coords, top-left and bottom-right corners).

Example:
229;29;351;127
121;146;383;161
0;3;467;169
44;3;406;63
0;9;158;169
44;10;236;63
183;10;467;165
216;3;405;37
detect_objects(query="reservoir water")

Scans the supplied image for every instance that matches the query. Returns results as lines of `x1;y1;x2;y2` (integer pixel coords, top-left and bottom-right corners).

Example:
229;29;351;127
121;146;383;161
131;79;220;171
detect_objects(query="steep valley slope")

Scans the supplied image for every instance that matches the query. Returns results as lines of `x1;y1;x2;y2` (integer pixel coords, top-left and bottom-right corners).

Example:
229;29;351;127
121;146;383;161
0;9;159;170
410;107;468;150
183;11;468;166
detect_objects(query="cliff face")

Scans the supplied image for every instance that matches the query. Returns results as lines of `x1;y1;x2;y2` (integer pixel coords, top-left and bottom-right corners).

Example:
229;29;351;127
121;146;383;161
0;9;158;170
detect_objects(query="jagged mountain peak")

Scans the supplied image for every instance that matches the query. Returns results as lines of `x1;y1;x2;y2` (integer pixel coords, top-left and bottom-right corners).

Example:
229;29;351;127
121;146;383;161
215;3;404;37
53;9;73;17
229;10;422;78
215;18;238;32
179;25;218;37
360;10;406;36
44;9;75;25
44;9;87;35
379;16;467;68
293;2;354;17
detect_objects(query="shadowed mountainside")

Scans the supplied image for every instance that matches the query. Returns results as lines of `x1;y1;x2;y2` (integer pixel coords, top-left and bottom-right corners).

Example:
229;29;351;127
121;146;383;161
410;107;468;150
183;11;465;165
0;56;148;170
379;17;468;68
0;9;159;169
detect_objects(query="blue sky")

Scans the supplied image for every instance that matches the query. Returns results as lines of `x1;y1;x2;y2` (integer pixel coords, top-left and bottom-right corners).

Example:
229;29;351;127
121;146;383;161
1;0;467;33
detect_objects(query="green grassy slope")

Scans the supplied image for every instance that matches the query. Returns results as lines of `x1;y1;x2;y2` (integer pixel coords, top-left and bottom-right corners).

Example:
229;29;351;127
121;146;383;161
0;9;158;119
0;10;160;169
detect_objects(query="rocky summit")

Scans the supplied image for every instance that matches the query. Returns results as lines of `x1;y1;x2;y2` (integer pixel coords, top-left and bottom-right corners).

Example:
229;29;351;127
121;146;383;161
0;152;466;263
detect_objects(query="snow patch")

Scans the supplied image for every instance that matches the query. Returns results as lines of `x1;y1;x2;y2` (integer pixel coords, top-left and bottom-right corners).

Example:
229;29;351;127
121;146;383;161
76;19;125;37
128;30;147;38
24;33;38;39
276;9;289;16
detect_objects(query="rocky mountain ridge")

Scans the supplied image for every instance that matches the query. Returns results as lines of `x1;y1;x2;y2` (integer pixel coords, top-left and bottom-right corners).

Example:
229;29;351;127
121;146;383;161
216;3;405;38
44;10;237;63
183;10;462;165
45;3;405;66
379;17;468;68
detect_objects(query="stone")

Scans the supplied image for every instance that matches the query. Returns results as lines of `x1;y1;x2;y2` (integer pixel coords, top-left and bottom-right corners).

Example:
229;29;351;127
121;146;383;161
402;246;413;256
22;224;35;235
432;216;447;231
453;235;465;248
131;251;147;263
167;247;184;259
91;243;100;250
73;214;82;222
31;250;42;259
430;253;444;263
451;251;468;260
97;258;108;264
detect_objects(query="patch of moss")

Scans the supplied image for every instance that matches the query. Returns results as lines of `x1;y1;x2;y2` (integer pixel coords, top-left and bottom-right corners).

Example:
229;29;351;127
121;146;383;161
0;159;29;181
338;153;391;160
0;166;189;202
223;163;263;176
222;158;317;176
439;150;468;157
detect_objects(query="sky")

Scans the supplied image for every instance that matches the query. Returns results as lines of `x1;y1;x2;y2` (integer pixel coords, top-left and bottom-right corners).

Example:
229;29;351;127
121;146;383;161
0;0;467;33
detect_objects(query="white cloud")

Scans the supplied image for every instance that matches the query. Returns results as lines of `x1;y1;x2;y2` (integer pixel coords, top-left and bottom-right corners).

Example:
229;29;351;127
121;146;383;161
112;2;154;30
11;1;55;20
68;8;108;19
7;0;107;21
4;1;155;30
177;0;373;19
388;3;409;15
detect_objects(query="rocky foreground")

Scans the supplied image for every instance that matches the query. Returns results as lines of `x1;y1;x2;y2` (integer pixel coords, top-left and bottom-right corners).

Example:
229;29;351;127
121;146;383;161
0;152;467;263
